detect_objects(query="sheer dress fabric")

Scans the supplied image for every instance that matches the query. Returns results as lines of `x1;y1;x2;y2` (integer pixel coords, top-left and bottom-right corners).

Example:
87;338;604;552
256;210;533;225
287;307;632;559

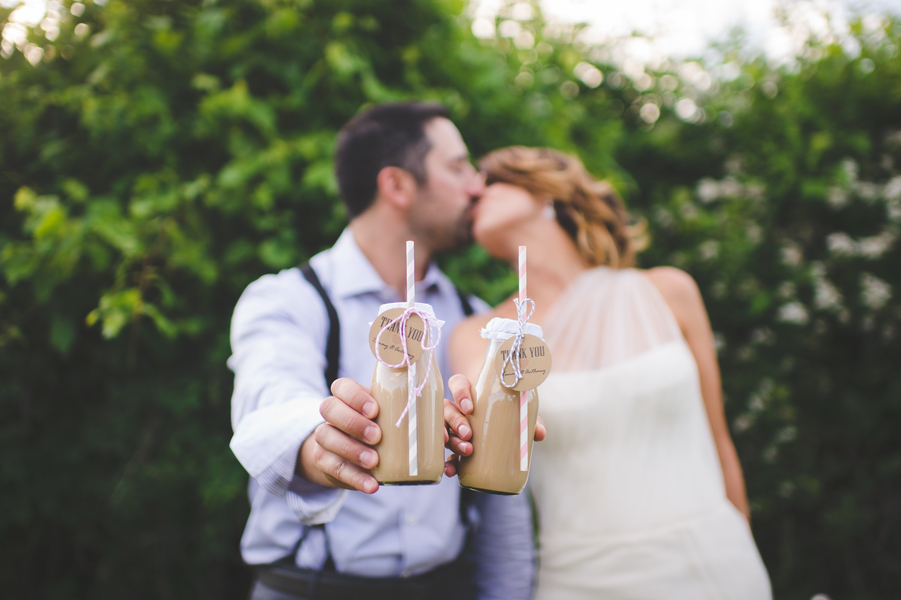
531;267;771;600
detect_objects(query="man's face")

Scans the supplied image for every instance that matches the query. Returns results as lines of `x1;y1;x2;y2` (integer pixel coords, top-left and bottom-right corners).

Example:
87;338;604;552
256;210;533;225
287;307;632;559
407;117;484;251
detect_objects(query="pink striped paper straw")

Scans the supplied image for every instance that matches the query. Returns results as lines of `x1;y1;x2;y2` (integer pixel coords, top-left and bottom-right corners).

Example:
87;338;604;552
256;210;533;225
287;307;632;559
406;241;418;476
518;246;528;471
520;390;530;471
407;241;415;309
518;246;526;304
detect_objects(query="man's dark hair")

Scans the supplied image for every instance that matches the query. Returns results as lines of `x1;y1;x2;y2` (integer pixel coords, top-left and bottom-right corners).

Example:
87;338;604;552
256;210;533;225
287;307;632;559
334;101;451;218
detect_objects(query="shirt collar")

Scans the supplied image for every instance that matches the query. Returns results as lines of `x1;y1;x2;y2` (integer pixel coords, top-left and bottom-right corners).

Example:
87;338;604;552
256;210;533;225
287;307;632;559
328;229;446;300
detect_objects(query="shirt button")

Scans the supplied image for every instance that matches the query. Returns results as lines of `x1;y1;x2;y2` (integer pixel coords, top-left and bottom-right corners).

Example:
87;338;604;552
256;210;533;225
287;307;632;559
405;513;418;525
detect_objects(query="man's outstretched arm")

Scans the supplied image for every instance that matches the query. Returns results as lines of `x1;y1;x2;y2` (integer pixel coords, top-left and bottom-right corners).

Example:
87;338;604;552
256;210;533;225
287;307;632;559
229;271;355;522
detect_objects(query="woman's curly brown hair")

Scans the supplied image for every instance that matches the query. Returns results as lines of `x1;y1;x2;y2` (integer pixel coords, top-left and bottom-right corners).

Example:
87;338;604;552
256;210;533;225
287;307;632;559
479;146;648;268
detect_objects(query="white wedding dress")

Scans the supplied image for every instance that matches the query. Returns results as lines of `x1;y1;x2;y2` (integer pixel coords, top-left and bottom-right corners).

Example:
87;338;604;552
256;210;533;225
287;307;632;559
531;267;771;600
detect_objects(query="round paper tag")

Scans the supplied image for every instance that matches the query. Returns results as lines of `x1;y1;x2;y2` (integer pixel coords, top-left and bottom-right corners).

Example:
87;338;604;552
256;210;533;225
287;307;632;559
494;334;552;391
369;308;425;365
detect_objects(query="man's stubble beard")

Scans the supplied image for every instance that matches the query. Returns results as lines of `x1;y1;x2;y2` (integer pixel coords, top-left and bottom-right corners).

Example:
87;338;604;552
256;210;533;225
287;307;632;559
408;195;475;252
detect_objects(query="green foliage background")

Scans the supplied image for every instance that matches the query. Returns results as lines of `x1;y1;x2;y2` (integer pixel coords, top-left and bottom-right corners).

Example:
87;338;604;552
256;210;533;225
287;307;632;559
1;1;899;598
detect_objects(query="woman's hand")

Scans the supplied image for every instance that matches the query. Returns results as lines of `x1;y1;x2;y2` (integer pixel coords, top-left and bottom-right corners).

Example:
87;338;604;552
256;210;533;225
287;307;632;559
443;374;474;477
443;374;546;477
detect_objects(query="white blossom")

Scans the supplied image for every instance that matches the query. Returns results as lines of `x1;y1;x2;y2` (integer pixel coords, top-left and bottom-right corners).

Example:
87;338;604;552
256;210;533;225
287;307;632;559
746;223;763;244
778;281;797;298
860;273;891;310
858;230;897;258
827;229;896;259
826;232;855;255
810;262;843;311
720;177;742;197
699;240;719;260
750;327;776;345
680;202;699;220
814;278;843;310
778;301;810;325
734;414;754;432
781;242;803;266
697;179;719;203
854;181;880;202
884;176;901;202
827;186;849;208
776;425;797;443
842;158;859;182
888;200;901;223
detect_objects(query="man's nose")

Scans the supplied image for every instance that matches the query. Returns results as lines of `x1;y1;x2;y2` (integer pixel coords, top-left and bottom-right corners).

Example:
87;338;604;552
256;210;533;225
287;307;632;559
468;170;486;196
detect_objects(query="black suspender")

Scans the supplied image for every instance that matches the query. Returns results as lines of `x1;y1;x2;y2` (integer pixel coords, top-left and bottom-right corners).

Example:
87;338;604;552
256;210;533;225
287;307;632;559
300;262;475;389
456;287;475;318
300;264;341;389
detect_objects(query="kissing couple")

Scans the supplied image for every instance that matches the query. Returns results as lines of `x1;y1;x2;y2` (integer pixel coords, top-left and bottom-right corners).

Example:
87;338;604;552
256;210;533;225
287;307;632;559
229;101;772;600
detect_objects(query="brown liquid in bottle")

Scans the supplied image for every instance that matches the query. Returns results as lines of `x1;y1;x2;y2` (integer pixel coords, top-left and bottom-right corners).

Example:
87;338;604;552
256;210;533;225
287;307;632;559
371;351;445;485
458;336;540;495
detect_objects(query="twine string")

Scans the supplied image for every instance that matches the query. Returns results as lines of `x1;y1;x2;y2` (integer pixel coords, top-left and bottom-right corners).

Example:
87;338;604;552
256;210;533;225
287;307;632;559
500;297;535;389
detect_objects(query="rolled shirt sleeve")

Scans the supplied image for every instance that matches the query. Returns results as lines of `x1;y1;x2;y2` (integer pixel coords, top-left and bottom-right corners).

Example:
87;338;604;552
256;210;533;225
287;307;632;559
228;270;346;523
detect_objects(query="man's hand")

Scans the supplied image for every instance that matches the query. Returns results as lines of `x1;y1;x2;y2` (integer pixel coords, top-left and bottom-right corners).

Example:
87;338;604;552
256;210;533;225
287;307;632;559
443;374;547;477
296;378;381;494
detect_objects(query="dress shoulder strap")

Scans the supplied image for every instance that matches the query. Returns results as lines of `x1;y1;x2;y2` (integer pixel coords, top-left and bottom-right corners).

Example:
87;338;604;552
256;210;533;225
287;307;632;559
543;267;682;372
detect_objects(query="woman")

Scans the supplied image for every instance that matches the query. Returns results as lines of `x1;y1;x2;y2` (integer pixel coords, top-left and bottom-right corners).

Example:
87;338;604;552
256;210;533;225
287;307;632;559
449;147;771;599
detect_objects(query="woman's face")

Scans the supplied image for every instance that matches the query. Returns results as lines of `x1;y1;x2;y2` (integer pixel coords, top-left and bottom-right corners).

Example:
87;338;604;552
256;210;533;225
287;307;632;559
472;182;541;253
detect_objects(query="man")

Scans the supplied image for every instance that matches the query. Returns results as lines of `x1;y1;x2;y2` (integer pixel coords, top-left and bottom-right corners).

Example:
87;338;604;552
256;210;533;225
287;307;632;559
228;102;536;600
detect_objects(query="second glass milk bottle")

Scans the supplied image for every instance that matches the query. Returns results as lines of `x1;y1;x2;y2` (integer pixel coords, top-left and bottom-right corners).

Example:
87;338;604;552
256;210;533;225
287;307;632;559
458;317;544;495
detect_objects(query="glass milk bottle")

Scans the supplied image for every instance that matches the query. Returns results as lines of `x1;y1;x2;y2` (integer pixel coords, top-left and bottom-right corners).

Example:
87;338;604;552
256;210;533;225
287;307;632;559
458;318;543;495
370;302;445;485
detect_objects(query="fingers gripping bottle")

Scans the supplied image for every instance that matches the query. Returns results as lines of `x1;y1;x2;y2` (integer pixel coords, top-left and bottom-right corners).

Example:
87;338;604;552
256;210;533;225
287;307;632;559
458;317;550;495
368;302;445;485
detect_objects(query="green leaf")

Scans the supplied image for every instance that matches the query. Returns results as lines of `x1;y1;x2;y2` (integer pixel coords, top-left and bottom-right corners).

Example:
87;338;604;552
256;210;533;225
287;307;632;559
50;315;76;355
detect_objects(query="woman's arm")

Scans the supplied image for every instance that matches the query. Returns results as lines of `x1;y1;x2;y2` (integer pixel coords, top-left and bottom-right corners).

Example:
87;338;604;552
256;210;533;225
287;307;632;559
443;315;492;473
449;315;492;382
647;267;751;521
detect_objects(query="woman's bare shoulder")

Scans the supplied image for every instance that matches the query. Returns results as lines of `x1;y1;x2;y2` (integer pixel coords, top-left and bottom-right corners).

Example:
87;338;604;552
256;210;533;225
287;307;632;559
644;266;699;298
642;266;707;328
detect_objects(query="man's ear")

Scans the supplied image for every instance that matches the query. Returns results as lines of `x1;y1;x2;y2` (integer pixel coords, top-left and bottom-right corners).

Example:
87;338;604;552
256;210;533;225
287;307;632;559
375;166;418;210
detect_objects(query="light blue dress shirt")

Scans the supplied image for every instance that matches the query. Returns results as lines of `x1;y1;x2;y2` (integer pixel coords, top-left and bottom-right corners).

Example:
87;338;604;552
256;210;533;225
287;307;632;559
228;229;535;599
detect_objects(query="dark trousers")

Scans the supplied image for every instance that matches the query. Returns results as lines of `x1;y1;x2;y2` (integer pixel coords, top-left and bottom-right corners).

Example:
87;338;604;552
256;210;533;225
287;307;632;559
249;580;311;600
247;558;473;600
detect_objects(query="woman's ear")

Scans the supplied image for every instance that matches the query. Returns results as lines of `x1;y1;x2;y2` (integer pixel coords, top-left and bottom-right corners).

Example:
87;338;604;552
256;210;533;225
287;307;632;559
375;166;418;210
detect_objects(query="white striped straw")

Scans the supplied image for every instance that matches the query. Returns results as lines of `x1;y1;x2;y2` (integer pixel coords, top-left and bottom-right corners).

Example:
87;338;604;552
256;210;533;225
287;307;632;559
407;241;415;308
518;246;528;471
406;240;417;476
408;363;418;477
